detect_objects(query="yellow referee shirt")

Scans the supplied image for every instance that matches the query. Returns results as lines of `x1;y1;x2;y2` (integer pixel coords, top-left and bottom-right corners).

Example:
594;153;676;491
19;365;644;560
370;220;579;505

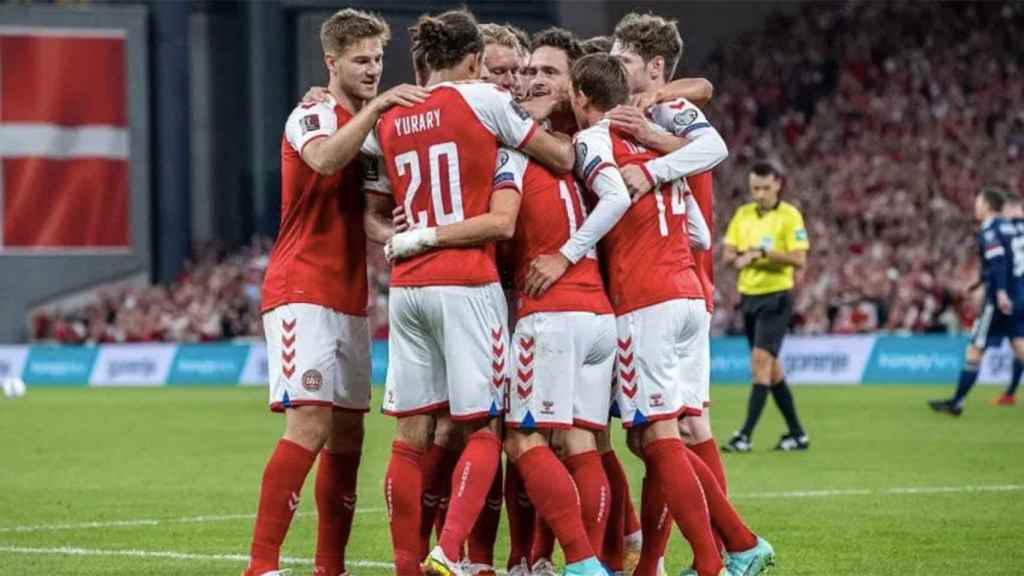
724;201;810;295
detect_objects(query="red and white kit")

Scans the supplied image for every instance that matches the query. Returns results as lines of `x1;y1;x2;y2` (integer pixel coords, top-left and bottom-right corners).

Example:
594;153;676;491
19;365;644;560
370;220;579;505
261;97;371;413
575;120;710;426
363;82;539;420
644;98;726;409
499;149;617;431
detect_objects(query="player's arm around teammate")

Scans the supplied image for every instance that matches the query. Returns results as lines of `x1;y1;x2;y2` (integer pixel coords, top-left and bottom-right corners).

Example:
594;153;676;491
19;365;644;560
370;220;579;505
245;10;426;576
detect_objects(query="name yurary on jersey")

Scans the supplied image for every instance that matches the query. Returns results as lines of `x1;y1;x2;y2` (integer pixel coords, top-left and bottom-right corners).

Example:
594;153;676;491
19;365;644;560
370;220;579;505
394;109;442;137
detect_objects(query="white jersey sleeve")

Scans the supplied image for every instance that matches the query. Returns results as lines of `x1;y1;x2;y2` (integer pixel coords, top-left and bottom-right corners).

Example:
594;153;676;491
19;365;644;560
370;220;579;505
452;82;539;149
285;100;338;154
685;191;711;250
648;98;712;139
561;123;630;264
644;99;728;187
493;148;528;194
360;126;383;157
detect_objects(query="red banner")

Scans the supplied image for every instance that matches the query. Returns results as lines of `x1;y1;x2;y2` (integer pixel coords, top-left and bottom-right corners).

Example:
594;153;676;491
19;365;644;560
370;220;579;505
0;29;130;251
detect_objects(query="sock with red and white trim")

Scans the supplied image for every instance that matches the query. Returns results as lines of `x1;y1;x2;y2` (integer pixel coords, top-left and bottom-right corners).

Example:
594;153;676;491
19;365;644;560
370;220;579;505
438;430;502;561
314;449;361;576
565;450;611;556
387;441;424;576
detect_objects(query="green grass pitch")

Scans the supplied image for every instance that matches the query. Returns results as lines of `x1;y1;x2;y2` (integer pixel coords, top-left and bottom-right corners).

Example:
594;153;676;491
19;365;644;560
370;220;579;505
1;385;1022;575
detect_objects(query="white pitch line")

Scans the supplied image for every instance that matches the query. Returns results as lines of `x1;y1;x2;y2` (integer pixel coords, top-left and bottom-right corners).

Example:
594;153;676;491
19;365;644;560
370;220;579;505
2;484;1021;536
0;507;385;534
0;545;395;569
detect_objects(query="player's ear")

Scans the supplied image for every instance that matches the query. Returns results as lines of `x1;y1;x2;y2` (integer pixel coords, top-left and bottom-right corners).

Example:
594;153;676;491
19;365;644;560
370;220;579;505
324;53;337;77
648;56;664;82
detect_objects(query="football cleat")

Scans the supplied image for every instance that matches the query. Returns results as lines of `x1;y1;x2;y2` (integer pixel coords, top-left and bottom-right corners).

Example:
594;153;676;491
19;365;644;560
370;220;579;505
676;569;728;576
622;536;642;576
562;557;606;576
507;558;532;576
724;536;775;576
721;432;752;453
423;546;466;576
928;399;962;416
992;393;1016;406
465;563;496;576
532;558;558;576
773;434;809;451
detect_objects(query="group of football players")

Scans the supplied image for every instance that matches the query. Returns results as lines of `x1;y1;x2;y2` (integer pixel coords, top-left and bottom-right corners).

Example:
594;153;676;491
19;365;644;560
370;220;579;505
244;6;774;576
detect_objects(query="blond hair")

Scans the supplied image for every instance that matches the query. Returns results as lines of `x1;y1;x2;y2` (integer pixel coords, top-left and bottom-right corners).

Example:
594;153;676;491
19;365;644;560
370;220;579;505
479;23;520;51
320;8;390;56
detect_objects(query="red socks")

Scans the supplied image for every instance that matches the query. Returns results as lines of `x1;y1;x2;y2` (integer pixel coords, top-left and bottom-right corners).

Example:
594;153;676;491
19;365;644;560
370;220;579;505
517;445;594;564
420;444;460;557
600;450;630;571
468;464;504;567
689;438;728;493
624;493;642;538
685;448;756;552
438;430;502;561
642;438;722;576
565;451;611;555
247;439;318;574
314;449;361;576
387;441;424;576
635;476;670;576
505;464;535;569
531;517;556;564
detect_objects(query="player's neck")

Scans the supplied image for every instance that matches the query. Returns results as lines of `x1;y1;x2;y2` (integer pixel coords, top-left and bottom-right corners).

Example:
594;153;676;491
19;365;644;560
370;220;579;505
329;83;363;115
549;108;577;135
426;69;467;86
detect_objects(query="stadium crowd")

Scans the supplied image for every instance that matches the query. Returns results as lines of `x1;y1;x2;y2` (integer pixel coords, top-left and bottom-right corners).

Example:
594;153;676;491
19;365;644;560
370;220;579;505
29;2;1024;342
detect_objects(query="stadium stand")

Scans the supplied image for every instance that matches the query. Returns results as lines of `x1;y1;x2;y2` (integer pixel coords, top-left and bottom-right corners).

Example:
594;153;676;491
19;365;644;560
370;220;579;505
28;2;1024;342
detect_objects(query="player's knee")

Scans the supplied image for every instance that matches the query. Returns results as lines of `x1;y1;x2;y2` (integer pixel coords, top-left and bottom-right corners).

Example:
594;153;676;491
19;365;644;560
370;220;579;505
432;414;463;450
395;414;434;451
595;429;613;454
284;405;332;451
561;427;598;456
504;429;547;462
327;411;365;453
679;414;712;445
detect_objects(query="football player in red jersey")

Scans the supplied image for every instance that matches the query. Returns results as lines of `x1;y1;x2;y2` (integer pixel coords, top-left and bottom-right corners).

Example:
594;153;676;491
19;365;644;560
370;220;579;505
357;9;585;576
569;54;772;576
243;9;429;576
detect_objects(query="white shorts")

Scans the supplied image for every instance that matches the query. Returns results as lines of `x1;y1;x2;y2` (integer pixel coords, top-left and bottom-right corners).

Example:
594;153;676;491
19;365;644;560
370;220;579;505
384;283;508;420
615;298;708;428
698;309;712;408
506;311;616;431
263;303;371;413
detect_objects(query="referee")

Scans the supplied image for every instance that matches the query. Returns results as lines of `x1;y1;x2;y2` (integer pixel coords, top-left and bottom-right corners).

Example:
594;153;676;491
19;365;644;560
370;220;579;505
721;160;810;452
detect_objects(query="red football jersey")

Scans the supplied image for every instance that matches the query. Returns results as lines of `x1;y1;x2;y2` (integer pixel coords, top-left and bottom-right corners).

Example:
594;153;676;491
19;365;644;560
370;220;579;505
262;98;367;316
574;121;703;315
363;82;538;288
687;171;715;311
498;149;613;320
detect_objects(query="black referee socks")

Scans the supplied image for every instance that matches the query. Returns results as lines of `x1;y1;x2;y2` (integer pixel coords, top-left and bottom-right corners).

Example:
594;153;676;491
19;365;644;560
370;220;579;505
770;379;805;437
740;384;770;437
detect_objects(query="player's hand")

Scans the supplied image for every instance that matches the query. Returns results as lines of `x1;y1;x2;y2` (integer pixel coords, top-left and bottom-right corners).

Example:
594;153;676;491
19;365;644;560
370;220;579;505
605;105;659;149
525;253;571;298
997;290;1013;315
620;164;654;202
734;252;756;269
301;86;331;105
385;227;438;262
392;206;410;233
372;84;431;113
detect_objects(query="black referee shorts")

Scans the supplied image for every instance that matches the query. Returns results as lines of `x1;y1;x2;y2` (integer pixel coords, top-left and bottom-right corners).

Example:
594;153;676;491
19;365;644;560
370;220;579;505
741;290;793;357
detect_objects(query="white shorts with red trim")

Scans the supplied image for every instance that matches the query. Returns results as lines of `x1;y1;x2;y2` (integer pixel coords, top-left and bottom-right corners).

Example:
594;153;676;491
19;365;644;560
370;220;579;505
506;311;616;431
384;283;508;420
615;298;708;428
263;303;371;413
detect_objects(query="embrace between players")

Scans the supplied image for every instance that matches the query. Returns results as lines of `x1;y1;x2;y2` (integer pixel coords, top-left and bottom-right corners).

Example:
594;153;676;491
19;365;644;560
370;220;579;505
246;7;774;576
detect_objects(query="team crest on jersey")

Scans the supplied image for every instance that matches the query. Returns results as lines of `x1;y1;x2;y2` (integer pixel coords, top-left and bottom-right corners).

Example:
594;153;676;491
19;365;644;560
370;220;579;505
302;369;323;392
510;99;531;121
300;114;321;135
498;150;511;169
672;108;699;128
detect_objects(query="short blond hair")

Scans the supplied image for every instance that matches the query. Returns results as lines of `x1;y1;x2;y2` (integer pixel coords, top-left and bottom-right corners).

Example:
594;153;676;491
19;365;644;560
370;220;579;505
320;8;390;56
479;23;520;51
